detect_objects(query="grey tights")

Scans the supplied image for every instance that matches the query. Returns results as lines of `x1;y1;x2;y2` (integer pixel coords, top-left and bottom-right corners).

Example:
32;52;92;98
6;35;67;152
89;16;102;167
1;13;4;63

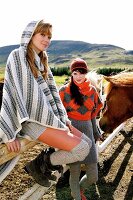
69;163;98;200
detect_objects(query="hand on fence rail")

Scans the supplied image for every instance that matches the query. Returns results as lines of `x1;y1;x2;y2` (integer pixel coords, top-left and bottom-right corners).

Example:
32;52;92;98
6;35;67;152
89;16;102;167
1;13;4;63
0;138;37;165
6;138;21;152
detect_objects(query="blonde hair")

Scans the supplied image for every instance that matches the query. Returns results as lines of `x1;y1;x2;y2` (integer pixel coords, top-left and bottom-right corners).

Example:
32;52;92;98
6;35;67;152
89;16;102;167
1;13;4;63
26;20;52;79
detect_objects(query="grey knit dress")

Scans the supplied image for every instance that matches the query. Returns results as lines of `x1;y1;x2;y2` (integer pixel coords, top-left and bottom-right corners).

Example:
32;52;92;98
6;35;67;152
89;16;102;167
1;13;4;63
69;118;97;164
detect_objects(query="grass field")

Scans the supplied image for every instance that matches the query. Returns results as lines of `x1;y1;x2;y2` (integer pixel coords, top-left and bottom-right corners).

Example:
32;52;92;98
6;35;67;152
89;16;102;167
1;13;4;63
0;73;68;86
0;67;5;79
54;75;68;86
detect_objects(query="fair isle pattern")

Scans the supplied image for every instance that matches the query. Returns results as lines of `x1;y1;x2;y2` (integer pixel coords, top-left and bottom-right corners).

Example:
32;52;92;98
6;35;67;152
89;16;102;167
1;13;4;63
59;83;103;121
0;47;67;143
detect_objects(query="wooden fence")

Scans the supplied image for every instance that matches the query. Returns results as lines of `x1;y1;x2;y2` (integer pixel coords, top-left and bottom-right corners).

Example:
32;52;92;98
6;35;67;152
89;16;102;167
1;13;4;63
18;122;125;200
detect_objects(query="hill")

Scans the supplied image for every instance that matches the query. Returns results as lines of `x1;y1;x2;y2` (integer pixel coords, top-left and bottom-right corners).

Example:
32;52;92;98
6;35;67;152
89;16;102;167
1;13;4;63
0;40;133;71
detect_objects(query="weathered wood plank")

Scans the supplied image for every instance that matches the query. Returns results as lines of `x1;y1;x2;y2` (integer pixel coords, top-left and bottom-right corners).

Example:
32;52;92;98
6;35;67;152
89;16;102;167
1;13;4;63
0;139;37;165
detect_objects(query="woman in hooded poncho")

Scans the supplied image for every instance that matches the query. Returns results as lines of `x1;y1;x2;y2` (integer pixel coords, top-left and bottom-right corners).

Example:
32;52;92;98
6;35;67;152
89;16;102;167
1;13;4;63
0;20;92;187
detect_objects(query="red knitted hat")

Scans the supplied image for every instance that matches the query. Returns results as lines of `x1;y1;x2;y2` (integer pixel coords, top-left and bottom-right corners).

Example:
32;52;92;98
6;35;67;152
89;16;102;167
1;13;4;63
70;58;89;72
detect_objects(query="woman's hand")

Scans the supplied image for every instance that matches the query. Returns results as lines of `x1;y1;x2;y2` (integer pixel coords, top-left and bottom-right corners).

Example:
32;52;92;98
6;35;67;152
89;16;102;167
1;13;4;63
6;138;21;152
66;120;73;132
66;121;82;137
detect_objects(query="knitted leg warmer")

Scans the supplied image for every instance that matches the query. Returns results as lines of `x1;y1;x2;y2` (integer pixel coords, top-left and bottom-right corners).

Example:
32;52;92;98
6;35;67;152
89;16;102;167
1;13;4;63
50;140;90;166
81;133;92;147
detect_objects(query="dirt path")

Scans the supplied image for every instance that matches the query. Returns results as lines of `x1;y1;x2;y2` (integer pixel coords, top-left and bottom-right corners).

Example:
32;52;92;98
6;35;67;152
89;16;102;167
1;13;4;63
0;118;133;200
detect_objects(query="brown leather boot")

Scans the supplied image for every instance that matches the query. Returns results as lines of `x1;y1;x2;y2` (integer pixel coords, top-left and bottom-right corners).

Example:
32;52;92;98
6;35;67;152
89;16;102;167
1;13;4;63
24;149;56;186
24;148;63;186
24;156;51;186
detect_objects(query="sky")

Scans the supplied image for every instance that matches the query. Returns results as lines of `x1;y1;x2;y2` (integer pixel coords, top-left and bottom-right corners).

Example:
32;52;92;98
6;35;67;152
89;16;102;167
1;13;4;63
0;0;133;50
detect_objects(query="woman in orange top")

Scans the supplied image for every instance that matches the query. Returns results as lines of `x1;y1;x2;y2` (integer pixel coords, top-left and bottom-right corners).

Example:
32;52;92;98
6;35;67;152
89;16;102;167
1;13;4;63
59;58;103;200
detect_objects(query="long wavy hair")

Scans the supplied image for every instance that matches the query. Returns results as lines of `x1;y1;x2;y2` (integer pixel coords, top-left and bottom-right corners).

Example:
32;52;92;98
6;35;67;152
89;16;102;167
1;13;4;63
70;68;87;106
26;20;52;79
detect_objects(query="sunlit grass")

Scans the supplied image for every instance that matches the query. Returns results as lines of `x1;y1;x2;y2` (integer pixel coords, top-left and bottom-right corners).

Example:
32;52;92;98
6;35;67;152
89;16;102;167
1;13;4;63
0;66;5;79
54;75;69;86
0;73;69;86
0;72;4;79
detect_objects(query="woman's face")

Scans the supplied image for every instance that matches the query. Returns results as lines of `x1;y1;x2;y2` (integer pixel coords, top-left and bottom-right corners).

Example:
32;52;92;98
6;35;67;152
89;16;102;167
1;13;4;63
72;70;86;84
31;31;51;54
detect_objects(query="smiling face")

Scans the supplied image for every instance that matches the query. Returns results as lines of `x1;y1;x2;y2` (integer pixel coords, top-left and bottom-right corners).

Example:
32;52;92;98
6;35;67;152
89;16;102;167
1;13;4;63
72;70;87;84
31;32;51;54
30;21;52;54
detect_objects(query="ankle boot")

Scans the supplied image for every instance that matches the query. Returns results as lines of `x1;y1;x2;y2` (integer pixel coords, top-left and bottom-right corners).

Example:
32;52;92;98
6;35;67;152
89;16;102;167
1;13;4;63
24;148;63;185
24;155;51;186
24;149;56;186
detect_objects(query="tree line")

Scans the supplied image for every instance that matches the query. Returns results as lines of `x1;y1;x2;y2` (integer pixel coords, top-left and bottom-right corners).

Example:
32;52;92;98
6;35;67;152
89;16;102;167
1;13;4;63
51;66;127;76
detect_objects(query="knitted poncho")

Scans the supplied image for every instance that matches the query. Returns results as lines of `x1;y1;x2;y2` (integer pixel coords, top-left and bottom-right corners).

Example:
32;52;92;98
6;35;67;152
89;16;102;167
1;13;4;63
0;20;68;143
59;79;103;120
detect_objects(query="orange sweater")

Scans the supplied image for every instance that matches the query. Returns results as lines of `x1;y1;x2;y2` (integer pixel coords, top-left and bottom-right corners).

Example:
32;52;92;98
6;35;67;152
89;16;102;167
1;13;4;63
59;80;103;120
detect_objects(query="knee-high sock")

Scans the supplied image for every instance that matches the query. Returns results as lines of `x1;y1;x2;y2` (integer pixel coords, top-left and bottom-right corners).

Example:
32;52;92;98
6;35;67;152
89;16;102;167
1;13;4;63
50;140;90;165
81;132;92;146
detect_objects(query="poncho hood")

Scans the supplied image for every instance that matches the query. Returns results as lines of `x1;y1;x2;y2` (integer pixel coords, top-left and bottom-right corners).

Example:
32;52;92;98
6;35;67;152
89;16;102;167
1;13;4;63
20;20;41;49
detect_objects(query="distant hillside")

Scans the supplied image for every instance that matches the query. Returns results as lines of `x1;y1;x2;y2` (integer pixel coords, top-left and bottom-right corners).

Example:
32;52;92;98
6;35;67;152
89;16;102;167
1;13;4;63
0;40;133;70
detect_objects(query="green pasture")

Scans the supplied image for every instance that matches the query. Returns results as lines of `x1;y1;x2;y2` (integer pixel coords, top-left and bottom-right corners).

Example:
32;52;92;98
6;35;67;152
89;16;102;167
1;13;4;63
54;75;69;86
0;73;68;87
0;68;4;79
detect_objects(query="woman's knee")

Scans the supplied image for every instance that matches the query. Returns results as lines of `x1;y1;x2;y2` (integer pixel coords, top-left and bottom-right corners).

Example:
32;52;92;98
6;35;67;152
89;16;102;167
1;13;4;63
72;140;91;162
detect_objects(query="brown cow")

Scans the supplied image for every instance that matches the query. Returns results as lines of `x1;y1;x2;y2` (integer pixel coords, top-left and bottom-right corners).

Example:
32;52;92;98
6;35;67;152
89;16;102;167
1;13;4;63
99;72;133;133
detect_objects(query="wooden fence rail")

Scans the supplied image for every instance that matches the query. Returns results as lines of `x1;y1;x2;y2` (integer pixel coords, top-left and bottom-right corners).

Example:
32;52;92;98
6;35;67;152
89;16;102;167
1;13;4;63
0;139;37;166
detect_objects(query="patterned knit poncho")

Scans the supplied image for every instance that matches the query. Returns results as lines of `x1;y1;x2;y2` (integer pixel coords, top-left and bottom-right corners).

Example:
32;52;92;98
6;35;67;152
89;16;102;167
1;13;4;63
0;20;68;143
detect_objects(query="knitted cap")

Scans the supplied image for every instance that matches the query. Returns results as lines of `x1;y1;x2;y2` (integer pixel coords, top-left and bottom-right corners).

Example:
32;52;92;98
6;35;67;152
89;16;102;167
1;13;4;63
70;58;89;72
